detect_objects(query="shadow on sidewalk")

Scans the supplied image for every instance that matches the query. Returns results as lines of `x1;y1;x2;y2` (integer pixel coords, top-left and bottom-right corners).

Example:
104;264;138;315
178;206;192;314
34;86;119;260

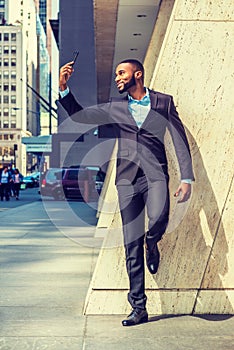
148;314;234;323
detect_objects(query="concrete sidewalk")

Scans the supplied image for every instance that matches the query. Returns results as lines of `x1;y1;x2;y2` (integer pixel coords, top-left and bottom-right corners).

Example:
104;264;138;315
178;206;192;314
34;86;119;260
0;199;233;349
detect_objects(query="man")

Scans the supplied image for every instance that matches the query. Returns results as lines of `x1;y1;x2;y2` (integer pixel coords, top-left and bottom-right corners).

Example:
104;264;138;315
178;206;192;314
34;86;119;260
0;165;12;201
58;59;194;326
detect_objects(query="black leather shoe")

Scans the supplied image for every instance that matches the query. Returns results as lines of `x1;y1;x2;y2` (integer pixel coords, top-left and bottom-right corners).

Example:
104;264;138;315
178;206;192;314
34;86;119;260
122;309;148;326
146;243;160;274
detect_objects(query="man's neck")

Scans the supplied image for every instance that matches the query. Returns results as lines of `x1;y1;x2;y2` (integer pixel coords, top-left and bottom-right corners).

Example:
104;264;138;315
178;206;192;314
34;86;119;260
128;86;146;100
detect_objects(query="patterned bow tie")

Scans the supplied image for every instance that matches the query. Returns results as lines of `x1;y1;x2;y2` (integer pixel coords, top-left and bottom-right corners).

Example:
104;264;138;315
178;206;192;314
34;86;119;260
136;97;150;106
129;94;150;106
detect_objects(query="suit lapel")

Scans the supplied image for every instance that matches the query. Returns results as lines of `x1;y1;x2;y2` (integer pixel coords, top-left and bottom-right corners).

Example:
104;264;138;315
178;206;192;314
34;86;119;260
110;96;138;128
121;97;139;127
149;91;158;110
140;91;158;129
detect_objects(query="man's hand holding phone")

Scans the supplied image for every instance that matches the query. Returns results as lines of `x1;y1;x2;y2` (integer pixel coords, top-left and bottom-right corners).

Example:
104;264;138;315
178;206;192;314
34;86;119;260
59;51;79;91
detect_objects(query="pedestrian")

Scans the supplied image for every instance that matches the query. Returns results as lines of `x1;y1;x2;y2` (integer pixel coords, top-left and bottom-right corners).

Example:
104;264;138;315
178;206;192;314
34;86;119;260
0;165;12;201
58;59;194;326
8;165;15;197
12;168;23;200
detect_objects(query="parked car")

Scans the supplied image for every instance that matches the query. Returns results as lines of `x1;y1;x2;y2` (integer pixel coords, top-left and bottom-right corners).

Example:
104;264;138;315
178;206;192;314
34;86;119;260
40;168;64;199
40;166;105;201
21;172;40;188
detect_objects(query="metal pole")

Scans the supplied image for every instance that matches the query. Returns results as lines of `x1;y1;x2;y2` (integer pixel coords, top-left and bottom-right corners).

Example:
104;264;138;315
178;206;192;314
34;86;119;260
49;73;52;134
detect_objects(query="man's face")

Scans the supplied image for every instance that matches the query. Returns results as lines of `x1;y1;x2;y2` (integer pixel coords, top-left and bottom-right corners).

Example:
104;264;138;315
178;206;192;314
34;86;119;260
115;63;136;94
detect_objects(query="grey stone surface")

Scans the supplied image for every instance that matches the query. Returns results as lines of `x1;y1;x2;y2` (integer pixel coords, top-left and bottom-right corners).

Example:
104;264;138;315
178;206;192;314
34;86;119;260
0;337;84;350
0;190;234;349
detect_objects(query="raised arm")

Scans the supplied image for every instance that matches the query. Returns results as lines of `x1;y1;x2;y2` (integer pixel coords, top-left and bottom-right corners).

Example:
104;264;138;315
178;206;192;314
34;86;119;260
58;62;83;116
58;62;111;125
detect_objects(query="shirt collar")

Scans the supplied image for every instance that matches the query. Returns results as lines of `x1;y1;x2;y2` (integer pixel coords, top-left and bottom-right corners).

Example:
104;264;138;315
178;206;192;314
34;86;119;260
128;88;150;106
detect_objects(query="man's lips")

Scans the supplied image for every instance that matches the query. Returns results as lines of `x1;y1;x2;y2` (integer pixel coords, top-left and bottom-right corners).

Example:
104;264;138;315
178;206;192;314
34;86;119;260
117;82;124;89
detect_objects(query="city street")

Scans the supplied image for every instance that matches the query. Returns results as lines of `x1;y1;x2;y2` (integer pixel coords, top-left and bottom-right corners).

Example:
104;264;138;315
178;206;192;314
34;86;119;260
0;188;233;349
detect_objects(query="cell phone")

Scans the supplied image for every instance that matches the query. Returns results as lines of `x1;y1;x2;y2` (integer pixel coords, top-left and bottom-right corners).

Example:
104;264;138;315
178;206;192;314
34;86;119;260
71;51;79;66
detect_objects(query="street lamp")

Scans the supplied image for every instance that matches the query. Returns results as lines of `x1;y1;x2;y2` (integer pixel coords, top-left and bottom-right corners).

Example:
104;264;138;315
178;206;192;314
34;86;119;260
13;107;40;114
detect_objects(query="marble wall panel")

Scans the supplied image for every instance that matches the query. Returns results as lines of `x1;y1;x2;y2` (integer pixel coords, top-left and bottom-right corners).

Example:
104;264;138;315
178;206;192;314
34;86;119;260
201;178;234;290
175;0;234;21
144;0;175;86
194;291;234;314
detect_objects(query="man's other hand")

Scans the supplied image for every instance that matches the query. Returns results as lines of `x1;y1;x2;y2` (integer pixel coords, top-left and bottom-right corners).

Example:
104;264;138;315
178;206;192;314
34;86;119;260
174;182;192;203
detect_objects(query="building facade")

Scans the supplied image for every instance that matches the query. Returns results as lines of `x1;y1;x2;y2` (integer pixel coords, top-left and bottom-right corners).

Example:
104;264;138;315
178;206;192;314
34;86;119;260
0;0;55;173
0;24;29;172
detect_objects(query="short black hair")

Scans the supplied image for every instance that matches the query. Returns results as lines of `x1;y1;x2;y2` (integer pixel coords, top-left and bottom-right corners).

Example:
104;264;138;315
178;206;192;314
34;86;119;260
119;59;144;81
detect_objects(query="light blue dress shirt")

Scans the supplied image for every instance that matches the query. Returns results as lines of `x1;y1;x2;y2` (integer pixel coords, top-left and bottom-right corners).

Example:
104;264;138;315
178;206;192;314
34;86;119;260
59;87;70;98
128;88;151;128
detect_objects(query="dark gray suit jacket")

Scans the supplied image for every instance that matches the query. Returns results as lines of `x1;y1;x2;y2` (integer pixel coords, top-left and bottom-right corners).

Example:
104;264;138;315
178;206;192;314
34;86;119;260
58;89;194;185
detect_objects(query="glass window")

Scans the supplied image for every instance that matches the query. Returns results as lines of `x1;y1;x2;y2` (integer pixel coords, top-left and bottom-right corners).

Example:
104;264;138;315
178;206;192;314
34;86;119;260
11;46;16;54
3;46;9;54
4;84;9;91
11;33;16;41
9;147;14;156
11;84;16;91
11;96;16;104
11;108;16;116
3;95;9;103
0;59;1;66
4;134;8;140
3;108;9;116
11;123;16;129
3;122;9;128
3;71;9;79
11;71;16;79
11;58;16;66
3;58;9;66
4;33;9;41
10;134;14;140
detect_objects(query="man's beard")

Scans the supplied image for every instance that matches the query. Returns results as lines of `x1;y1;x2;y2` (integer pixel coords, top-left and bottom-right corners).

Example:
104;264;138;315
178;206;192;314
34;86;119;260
118;75;136;94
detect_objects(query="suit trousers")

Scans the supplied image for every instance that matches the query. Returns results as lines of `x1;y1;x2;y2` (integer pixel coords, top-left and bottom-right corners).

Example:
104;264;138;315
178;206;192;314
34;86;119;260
117;174;170;310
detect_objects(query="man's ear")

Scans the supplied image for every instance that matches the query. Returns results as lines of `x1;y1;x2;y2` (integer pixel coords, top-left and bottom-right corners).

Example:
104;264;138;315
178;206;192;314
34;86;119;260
134;70;142;80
